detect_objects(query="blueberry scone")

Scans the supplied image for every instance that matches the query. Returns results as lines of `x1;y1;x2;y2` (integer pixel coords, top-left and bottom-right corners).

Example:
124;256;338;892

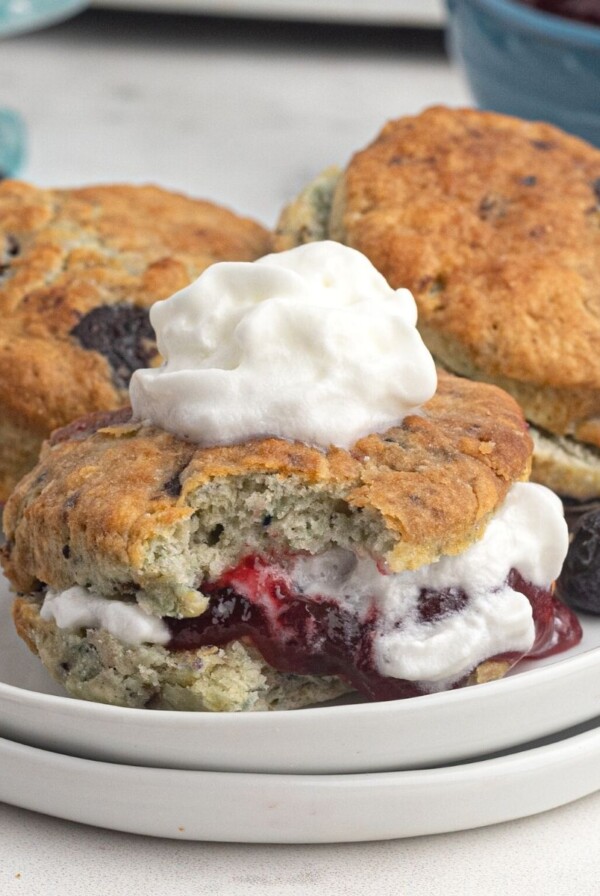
2;243;580;711
276;107;600;500
0;181;271;501
275;107;600;611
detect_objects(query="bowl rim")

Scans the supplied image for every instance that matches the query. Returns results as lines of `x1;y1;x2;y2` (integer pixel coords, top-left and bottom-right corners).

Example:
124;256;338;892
0;0;87;39
449;0;600;48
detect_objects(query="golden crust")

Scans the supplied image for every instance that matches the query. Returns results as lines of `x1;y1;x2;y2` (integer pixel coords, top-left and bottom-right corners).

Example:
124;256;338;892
0;181;272;500
12;592;39;654
329;107;600;446
2;370;532;595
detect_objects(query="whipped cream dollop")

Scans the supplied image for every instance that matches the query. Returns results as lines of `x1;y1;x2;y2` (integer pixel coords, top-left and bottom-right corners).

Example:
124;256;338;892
129;241;437;449
291;482;568;688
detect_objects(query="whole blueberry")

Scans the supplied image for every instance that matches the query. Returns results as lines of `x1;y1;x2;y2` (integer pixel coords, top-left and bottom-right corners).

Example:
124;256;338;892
558;509;600;614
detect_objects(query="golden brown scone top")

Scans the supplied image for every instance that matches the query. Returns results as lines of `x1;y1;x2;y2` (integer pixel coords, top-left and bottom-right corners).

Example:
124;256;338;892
0;181;271;439
2;371;532;598
330;106;600;444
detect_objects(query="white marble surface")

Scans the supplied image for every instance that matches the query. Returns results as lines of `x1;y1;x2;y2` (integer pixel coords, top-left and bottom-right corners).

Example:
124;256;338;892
2;793;600;895
0;9;466;227
1;9;600;893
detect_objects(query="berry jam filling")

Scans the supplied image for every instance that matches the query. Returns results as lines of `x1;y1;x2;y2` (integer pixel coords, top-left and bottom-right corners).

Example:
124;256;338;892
165;557;582;702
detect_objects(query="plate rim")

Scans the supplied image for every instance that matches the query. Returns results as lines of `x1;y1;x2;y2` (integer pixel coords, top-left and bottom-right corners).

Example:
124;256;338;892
1;721;599;842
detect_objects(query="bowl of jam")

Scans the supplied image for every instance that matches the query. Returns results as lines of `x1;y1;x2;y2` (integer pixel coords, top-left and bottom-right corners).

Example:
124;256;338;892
446;0;600;145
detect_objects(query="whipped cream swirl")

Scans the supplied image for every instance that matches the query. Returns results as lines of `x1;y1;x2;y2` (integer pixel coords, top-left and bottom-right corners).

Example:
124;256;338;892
129;241;437;449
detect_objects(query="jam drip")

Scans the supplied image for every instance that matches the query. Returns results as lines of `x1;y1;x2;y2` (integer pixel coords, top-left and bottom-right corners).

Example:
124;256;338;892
165;558;582;702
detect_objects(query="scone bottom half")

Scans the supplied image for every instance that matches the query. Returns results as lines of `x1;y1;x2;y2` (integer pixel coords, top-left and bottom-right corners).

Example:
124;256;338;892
2;373;581;711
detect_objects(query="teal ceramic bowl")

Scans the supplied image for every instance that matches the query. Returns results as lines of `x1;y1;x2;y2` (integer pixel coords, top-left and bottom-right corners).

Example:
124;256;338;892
0;0;86;38
446;0;600;146
0;1;87;177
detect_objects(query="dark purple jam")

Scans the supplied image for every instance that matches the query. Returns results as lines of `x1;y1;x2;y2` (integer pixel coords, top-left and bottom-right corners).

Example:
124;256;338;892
515;0;600;27
165;555;582;702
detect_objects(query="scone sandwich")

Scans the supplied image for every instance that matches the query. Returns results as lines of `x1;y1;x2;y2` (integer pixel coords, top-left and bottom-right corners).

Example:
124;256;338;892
0;180;271;502
2;242;580;711
275;107;600;611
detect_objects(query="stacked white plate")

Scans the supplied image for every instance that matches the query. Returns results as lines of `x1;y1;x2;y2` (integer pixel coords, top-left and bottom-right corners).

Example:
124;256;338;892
2;569;600;842
92;0;445;28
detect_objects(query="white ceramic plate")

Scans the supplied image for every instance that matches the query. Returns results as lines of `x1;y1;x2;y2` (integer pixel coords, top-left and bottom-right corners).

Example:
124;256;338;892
91;0;445;27
3;572;600;774
1;720;600;842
